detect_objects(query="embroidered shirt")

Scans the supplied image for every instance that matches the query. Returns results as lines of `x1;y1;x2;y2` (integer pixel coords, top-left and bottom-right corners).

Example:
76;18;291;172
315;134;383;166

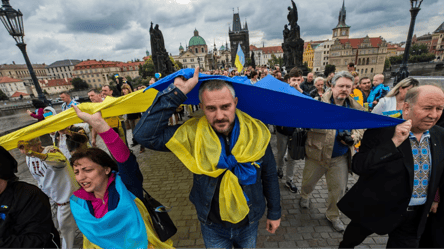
408;130;432;206
61;99;79;112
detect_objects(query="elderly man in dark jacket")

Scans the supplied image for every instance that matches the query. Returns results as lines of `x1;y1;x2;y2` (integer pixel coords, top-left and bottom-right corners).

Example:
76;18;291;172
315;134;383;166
338;85;444;248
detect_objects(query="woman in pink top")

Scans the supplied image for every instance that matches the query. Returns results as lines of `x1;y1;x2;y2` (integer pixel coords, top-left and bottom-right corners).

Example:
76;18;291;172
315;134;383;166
27;99;47;122
68;105;173;248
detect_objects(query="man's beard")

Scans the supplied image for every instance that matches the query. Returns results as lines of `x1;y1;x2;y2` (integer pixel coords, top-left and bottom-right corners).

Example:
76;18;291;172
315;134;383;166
212;120;234;135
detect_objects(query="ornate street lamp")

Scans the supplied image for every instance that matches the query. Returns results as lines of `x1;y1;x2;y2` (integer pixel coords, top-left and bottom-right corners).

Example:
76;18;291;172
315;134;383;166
0;0;47;103
393;0;423;86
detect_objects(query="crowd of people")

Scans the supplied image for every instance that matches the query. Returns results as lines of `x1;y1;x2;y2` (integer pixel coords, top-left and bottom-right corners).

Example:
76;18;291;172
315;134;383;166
1;63;444;249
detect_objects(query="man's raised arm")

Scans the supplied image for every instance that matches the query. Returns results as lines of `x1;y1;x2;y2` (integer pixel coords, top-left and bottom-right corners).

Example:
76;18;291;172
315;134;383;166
134;67;200;151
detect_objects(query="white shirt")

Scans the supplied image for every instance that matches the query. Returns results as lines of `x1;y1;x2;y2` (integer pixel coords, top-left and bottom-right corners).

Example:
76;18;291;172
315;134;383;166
26;146;78;203
372;96;397;115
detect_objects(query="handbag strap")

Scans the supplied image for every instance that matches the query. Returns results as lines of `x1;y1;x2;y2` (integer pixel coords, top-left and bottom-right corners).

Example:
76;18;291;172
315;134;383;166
143;188;152;199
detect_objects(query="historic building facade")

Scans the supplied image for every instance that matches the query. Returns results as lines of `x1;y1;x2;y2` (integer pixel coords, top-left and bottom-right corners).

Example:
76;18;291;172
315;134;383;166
0;76;28;97
411;21;444;61
32;78;74;96
229;12;249;67
327;1;388;78
173;29;211;70
432;22;444;61
0;63;49;87
250;45;283;67
73;59;142;88
313;40;334;73
329;36;388;77
45;59;81;80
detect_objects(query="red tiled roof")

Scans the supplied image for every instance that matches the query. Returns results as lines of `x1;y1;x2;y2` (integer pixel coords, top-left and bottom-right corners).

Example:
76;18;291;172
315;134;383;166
116;61;144;70
387;43;399;49
338;37;384;49
0;76;23;84
74;60;118;70
396;47;405;51
10;91;29;98
38;78;72;87
143;56;151;61
249;45;282;54
250;45;259;51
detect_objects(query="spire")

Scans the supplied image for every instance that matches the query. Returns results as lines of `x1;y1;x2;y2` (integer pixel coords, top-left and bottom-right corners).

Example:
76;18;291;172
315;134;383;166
335;0;349;28
232;10;242;32
244;19;248;30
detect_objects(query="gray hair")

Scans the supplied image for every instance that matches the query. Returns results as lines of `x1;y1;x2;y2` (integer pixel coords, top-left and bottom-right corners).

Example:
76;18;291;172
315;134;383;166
314;77;325;84
404;87;420;105
198;80;236;103
405;84;444;106
331;71;354;87
386;77;419;98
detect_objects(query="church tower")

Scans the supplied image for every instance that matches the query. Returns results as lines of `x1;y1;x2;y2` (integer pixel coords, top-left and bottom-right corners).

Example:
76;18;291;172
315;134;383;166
332;0;350;39
229;10;249;67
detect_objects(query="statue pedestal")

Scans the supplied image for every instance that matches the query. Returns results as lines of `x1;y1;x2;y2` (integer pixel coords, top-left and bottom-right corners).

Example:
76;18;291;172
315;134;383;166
282;38;304;72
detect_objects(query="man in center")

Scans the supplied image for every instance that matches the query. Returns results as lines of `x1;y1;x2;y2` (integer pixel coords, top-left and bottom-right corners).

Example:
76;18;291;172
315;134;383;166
299;71;365;232
134;67;281;248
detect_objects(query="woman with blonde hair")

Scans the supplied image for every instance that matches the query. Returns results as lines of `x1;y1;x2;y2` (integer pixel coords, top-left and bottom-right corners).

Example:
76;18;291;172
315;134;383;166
372;77;419;116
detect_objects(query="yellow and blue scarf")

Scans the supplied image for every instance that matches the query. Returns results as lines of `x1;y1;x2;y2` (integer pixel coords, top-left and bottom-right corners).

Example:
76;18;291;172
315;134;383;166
166;109;270;223
70;175;148;249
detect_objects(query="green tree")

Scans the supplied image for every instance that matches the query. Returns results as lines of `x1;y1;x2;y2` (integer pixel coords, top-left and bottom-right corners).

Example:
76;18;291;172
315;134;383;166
245;57;252;67
125;76;133;82
71;77;89;90
268;53;284;68
0;89;8;100
139;58;155;79
384;58;391;70
176;61;183;69
324;64;336;77
409;43;429;56
169;56;181;71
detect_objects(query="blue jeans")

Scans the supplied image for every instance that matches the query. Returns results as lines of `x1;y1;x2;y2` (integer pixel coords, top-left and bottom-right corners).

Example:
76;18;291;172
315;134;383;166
200;221;260;249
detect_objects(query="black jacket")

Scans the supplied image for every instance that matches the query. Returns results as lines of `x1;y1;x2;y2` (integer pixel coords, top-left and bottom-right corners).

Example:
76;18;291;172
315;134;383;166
300;80;315;93
0;181;59;248
338;125;444;236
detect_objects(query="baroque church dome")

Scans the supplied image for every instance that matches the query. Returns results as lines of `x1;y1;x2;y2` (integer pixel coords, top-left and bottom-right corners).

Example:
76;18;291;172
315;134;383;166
189;29;206;46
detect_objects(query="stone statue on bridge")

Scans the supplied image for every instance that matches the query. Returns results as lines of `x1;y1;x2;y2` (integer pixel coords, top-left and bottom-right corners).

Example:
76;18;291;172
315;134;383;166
150;22;175;77
282;0;304;71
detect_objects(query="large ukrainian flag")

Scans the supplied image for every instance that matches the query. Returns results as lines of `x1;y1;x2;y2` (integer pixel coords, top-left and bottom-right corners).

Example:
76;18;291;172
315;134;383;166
234;43;245;72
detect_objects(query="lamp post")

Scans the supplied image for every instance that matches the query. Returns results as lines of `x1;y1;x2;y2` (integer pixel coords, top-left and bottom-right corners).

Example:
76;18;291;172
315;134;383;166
393;0;423;86
0;0;47;103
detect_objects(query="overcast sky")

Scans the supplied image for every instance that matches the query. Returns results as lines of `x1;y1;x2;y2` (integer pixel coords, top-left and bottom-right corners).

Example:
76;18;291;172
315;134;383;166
1;0;443;65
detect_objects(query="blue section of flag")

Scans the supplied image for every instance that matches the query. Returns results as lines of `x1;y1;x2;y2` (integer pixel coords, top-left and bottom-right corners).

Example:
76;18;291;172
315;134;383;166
237;43;245;66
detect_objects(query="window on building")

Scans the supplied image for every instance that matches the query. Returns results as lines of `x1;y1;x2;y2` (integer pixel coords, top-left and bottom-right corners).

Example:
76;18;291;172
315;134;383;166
93;79;96;82
195;48;198;53
88;80;91;83
191;59;194;62
371;68;374;73
191;65;195;68
201;48;204;53
183;59;187;62
366;58;370;65
365;68;368;74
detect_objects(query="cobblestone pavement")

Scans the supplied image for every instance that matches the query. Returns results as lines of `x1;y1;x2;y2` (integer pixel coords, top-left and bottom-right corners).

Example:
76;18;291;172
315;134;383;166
12;113;389;248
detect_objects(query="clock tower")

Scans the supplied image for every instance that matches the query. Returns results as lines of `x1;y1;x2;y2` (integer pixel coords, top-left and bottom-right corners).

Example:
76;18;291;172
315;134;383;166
332;0;350;39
